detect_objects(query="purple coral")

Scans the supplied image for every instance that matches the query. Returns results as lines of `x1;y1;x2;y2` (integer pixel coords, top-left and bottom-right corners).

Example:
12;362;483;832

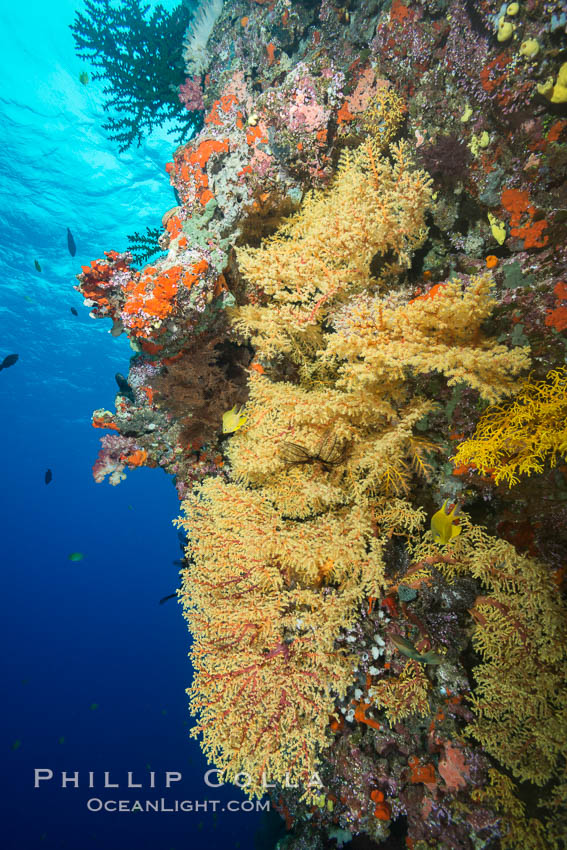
178;76;204;112
92;434;140;485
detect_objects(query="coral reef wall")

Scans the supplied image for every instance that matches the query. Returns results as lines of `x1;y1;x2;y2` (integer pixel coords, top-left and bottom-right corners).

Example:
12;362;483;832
79;1;567;847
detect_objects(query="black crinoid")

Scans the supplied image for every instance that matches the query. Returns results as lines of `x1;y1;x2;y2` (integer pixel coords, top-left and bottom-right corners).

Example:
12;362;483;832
126;225;163;264
279;428;348;472
417;133;472;190
70;0;203;150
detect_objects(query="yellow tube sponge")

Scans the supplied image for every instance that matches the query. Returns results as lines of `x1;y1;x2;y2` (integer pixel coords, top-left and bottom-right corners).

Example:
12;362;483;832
519;38;539;58
549;62;567;104
488;212;507;245
497;18;515;42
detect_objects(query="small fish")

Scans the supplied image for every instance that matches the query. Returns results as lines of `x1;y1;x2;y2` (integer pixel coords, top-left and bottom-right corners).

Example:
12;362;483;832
222;404;247;434
0;353;18;371
159;593;177;605
70;307;78;316
58;736;65;745
45;469;52;485
110;318;124;337
66;227;76;257
79;71;89;85
431;500;461;544
68;552;84;562
34;259;42;272
390;633;443;665
11;739;22;751
90;702;99;711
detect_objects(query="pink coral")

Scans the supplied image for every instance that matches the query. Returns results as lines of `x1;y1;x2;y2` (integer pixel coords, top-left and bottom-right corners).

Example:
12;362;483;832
92;434;140;485
347;68;383;114
179;76;205;112
438;742;471;791
221;70;252;112
288;79;328;133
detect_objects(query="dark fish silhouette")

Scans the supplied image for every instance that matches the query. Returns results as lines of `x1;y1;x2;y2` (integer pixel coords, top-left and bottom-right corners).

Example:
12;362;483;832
34;260;42;272
159;593;177;605
70;307;78;316
45;469;53;485
115;372;135;401
67;228;76;257
0;354;18;371
160;536;188;603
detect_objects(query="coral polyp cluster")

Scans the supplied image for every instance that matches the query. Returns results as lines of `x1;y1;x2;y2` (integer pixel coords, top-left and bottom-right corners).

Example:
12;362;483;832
77;0;567;846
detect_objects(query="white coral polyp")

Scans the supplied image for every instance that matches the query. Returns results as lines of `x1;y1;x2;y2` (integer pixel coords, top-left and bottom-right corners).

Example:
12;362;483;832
183;0;224;75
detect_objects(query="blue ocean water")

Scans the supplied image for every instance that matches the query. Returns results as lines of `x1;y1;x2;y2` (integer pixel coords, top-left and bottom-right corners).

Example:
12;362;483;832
0;2;271;847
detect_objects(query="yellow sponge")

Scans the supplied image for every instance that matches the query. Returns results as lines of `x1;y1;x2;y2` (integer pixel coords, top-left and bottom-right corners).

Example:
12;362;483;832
549;62;567;103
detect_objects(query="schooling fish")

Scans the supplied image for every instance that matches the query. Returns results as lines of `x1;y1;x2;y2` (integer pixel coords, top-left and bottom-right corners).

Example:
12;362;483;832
67;227;76;257
222;404;247;434
70;307;78;316
45;469;53;485
34;259;42;272
390;633;443;665
431;500;461;545
0;353;18;371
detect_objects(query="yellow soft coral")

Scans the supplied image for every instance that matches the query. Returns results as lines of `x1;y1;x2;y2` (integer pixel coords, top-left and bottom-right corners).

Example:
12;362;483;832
370;660;431;723
325;274;530;403
177;102;539;810
472;770;551;850
410;516;567;788
232;139;434;360
452;366;567;486
176;480;385;798
362;86;407;152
